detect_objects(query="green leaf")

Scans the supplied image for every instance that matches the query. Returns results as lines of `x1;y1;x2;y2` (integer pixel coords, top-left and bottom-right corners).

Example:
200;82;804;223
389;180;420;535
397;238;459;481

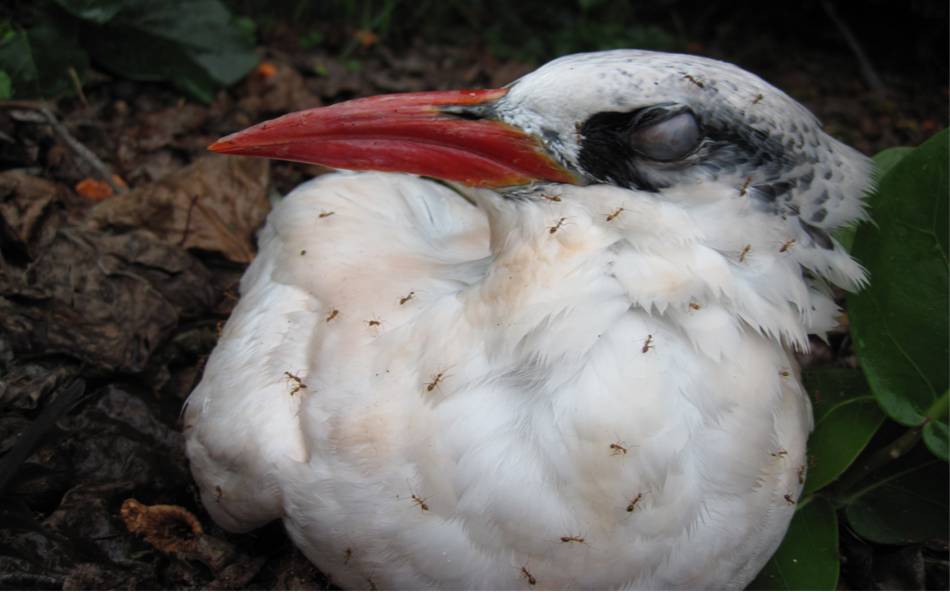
802;369;884;494
835;146;915;251
845;458;949;545
872;146;914;181
0;29;35;96
849;130;949;426
747;497;839;590
233;16;258;45
81;0;258;102
52;0;124;24
0;70;10;99
924;420;948;460
0;22;88;99
923;390;949;460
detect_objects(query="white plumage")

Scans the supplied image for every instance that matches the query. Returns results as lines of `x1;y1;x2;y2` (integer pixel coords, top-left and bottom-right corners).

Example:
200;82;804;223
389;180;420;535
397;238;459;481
185;50;871;589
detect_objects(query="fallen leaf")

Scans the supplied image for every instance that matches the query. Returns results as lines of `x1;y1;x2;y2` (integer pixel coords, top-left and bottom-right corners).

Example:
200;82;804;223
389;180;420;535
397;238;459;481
238;59;320;114
90;155;270;263
0;227;215;373
0;171;71;255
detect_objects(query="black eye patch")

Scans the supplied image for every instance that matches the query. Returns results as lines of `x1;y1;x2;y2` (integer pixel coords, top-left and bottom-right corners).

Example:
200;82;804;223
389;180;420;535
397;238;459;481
577;104;702;190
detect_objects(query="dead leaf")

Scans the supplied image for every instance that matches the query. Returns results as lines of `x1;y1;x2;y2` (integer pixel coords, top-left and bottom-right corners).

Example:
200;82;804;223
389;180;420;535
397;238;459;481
239;60;321;115
90;155;270;263
0;228;215;373
0;172;70;255
134;103;210;152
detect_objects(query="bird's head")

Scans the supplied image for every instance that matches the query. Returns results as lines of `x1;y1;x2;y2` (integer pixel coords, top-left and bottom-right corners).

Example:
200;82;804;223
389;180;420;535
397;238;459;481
212;50;871;292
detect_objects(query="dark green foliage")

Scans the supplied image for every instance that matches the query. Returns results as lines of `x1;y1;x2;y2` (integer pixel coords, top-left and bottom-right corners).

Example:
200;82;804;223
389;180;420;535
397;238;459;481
845;456;949;545
748;497;839;590
802;368;884;495
750;130;949;589
0;0;257;102
850;130;949;430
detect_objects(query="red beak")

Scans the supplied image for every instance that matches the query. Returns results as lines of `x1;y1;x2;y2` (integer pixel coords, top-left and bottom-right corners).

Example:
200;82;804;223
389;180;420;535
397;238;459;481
209;88;576;188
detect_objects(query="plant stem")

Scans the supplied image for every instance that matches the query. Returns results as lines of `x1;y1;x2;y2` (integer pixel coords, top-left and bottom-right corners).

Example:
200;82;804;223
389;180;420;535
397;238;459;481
830;391;948;505
924;390;949;422
830;425;923;506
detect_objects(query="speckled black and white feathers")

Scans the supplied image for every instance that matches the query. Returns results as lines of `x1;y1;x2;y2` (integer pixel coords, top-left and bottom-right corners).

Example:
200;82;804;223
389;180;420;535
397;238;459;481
495;50;873;255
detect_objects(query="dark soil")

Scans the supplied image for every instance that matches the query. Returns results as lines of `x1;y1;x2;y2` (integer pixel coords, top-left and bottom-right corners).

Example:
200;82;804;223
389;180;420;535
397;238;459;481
1;6;947;590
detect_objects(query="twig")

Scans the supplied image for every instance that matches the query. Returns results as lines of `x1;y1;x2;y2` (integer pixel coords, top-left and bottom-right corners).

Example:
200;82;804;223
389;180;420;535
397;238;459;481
68;67;88;106
0;101;125;194
821;0;887;97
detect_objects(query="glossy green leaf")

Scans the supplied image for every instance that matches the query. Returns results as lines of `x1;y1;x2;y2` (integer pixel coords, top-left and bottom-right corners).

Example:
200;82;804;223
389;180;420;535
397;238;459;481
802;369;884;494
923;420;948;460
834;147;914;251
747;497;839;590
922;390;948;460
845;458;949;545
52;0;124;24
849;130;949;426
0;22;88;99
872;146;914;181
81;0;257;102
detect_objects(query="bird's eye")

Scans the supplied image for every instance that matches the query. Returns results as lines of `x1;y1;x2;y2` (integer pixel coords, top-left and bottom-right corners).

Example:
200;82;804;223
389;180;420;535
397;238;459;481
630;111;701;161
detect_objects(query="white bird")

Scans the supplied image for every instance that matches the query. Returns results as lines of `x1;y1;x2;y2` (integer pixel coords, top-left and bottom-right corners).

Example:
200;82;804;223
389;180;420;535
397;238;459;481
184;50;871;590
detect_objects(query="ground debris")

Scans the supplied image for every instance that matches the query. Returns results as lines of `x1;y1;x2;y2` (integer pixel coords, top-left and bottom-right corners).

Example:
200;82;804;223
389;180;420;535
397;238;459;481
90;155;271;264
120;498;205;554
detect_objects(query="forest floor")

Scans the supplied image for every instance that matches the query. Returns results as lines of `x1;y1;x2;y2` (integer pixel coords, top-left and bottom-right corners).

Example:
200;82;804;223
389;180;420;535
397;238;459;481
0;17;947;591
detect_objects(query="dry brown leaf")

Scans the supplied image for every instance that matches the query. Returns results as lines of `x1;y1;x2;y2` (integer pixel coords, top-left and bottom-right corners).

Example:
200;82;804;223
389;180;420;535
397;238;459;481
0;227;215;372
239;60;321;115
134;103;210;152
0;172;69;253
90;155;270;263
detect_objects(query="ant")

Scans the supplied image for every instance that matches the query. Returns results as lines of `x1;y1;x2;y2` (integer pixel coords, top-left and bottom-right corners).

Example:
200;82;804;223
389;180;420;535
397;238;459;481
411;494;430;512
626;493;643;513
425;372;445;393
606;207;624;222
682;74;705;88
738;177;753;196
642;334;654;354
739;244;752;263
284;371;307;396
